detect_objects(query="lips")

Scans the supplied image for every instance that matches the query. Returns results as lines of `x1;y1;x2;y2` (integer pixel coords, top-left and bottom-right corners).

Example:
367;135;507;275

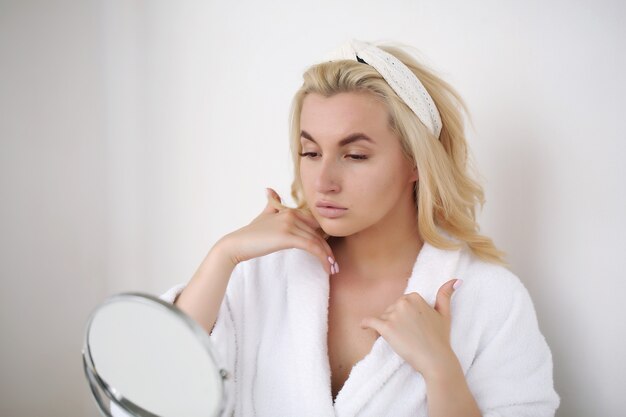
315;200;347;209
315;200;347;219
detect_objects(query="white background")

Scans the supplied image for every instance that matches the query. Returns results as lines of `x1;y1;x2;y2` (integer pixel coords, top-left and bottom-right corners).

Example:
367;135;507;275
1;0;624;416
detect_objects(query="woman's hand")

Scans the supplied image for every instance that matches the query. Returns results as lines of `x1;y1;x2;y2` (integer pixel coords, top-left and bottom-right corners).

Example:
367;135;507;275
360;278;462;379
220;187;337;275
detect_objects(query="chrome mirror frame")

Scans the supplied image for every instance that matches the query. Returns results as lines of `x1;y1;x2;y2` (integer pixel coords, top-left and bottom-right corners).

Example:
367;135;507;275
82;292;229;417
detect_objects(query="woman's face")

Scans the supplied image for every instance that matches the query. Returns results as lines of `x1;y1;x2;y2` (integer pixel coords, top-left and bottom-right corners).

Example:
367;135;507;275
299;91;417;238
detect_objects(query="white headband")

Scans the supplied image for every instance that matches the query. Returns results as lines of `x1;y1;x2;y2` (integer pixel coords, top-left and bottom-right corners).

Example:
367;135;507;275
320;39;443;138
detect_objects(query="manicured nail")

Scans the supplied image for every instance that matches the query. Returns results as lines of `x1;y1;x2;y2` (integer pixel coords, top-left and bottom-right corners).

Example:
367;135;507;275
453;279;463;290
328;256;335;265
330;264;336;275
334;262;340;273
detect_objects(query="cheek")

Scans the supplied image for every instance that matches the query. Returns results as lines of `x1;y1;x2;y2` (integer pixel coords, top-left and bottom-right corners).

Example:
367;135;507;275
299;164;310;185
354;162;404;195
299;165;315;197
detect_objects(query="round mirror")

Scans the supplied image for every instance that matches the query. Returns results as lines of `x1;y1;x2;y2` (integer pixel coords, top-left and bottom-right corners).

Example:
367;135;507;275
82;292;229;417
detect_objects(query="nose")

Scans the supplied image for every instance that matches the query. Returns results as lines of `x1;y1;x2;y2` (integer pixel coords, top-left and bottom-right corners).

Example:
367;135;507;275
315;156;341;194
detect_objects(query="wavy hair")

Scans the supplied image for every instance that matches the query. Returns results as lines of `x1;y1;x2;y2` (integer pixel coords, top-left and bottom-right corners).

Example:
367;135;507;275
285;41;507;265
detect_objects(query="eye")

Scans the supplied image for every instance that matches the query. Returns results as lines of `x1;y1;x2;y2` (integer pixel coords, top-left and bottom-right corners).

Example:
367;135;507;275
298;152;368;161
298;151;319;158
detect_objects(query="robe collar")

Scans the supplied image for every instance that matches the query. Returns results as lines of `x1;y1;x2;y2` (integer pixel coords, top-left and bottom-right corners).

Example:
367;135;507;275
283;233;463;416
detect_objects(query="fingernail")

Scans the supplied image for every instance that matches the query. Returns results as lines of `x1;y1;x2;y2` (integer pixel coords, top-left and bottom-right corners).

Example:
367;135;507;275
453;279;463;290
334;262;340;273
327;256;335;265
330;264;336;275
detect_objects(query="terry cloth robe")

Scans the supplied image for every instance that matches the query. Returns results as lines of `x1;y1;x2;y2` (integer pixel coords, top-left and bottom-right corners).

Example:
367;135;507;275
159;240;560;417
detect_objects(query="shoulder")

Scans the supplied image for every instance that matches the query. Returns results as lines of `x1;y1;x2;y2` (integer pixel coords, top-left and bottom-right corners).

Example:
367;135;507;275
459;245;526;294
434;228;526;301
452;250;559;414
235;248;320;279
455;245;536;322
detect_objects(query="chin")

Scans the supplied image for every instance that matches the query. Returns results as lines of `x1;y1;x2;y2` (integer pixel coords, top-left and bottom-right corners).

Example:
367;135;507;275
318;221;358;238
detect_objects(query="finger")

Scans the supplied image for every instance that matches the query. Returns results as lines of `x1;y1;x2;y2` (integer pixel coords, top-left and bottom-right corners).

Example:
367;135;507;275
264;191;320;229
281;208;330;248
274;208;335;273
291;208;323;231
434;278;461;318
290;220;327;251
360;317;385;335
263;188;284;214
292;218;334;259
382;302;396;315
404;292;425;302
379;311;391;321
267;187;282;203
286;232;335;275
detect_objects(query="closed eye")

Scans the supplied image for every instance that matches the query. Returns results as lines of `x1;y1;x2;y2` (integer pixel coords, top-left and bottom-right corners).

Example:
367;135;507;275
298;152;368;161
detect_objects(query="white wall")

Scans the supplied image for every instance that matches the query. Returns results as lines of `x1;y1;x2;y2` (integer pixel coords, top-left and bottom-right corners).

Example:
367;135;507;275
0;1;107;416
1;0;624;416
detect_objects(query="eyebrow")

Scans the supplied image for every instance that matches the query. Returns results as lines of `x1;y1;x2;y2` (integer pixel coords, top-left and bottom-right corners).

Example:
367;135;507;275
300;130;375;147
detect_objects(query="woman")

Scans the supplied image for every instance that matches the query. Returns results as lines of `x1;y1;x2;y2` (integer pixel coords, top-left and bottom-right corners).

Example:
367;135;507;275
161;39;560;416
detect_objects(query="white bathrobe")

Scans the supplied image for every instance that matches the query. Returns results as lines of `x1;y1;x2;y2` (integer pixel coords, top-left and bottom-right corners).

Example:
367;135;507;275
160;240;560;417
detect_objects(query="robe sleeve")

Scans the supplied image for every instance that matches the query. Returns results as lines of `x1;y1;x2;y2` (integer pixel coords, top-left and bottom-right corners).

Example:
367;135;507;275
159;282;187;304
158;261;246;415
464;272;560;417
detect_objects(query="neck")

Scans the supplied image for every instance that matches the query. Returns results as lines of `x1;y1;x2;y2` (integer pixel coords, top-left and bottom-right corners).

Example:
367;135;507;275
329;194;423;281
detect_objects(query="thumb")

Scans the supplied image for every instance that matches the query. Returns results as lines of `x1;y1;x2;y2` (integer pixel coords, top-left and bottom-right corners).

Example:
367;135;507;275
434;278;462;318
263;187;283;213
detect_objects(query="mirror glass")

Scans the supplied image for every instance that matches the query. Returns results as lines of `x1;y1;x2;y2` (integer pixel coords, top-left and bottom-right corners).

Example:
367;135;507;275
82;293;227;417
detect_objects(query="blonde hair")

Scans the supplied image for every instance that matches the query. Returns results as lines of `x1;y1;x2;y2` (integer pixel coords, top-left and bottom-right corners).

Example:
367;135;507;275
286;41;507;266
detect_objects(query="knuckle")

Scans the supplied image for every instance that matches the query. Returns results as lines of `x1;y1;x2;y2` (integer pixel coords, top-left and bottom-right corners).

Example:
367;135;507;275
381;320;394;331
407;292;420;301
304;239;318;252
279;222;291;233
397;299;411;311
